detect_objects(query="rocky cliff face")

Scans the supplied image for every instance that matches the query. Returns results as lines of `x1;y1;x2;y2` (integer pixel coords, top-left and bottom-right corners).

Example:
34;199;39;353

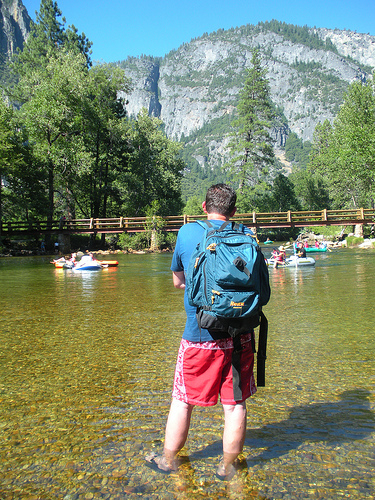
119;24;375;169
0;0;30;56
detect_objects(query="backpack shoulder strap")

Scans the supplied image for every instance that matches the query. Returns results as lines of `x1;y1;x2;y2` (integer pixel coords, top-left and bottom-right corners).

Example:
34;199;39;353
196;220;213;229
221;221;246;233
217;220;232;231
233;222;245;232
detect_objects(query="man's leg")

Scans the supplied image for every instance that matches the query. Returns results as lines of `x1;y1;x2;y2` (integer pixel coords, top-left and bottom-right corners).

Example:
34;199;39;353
164;397;194;465
219;401;247;476
146;397;194;471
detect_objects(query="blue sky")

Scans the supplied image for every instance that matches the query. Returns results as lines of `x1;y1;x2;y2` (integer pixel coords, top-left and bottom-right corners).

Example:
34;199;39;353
23;0;375;64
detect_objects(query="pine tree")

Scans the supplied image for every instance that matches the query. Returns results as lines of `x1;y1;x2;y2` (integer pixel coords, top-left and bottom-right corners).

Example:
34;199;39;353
226;49;275;193
11;0;92;79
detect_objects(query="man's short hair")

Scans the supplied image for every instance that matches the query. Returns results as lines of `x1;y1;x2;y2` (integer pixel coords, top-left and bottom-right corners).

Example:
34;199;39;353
205;184;237;217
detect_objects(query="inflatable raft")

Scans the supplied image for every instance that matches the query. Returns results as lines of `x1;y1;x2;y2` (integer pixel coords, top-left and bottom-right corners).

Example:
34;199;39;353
305;246;327;253
73;261;103;271
267;255;316;267
52;258;119;270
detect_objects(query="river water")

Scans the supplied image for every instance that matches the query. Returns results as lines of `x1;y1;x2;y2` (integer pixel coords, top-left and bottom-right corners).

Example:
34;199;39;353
0;248;374;499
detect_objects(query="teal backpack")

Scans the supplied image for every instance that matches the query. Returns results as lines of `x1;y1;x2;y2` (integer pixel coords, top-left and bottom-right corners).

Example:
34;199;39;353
186;220;271;397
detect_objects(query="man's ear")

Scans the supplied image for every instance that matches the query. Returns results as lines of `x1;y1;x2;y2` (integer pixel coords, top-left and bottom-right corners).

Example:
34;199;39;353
229;207;237;217
202;201;208;214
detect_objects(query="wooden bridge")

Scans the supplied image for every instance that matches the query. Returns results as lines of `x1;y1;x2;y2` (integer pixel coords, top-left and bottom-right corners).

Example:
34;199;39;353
1;208;374;237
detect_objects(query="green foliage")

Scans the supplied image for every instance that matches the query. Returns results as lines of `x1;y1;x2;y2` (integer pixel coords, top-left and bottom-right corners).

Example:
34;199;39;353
183;196;205;215
285;133;312;169
117;109;184;217
11;0;92;78
118;232;149;251
163;231;178;249
143;200;165;247
69;63;131;219
117;229;177;251
181;163;228;204
226;49;275;191
179;113;232;202
289;169;331;210
0;99;46;223
258;21;339;54
1;0;185;227
269;174;301;211
16;49;92;220
235;183;272;213
308;79;375;209
346;236;364;247
304;225;345;238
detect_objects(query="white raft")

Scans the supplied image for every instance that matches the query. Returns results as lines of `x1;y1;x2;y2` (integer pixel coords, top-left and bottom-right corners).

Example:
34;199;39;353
267;255;316;267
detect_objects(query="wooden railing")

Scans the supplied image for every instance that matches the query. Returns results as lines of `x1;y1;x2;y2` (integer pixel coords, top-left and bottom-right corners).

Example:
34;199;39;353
1;208;374;236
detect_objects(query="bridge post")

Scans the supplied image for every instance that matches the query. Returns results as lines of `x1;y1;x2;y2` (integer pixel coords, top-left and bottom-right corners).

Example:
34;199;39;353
354;224;364;238
58;233;71;254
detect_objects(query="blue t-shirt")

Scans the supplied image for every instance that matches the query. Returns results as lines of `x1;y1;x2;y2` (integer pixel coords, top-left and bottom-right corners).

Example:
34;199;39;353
170;220;253;342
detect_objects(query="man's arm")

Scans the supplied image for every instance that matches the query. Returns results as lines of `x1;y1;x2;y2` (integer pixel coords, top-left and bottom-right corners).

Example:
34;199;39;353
172;271;185;289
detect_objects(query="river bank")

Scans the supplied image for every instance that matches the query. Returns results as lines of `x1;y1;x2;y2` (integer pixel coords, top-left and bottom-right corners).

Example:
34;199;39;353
1;231;374;258
0;247;174;258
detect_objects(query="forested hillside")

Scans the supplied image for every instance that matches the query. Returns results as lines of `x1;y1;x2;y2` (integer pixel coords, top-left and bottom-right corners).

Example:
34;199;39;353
117;21;374;199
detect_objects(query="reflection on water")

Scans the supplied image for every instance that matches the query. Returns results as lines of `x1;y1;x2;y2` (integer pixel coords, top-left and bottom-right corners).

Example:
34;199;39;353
0;250;374;499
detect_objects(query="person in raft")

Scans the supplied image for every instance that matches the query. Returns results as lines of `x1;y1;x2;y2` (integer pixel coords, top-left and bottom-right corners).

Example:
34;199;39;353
297;242;307;258
145;184;255;480
271;246;286;266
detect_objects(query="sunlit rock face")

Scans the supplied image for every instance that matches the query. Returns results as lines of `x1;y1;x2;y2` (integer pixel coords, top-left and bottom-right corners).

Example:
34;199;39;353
0;0;30;56
118;25;374;169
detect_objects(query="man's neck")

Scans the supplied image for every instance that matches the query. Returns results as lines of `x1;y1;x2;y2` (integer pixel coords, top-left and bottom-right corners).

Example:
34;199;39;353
207;213;229;221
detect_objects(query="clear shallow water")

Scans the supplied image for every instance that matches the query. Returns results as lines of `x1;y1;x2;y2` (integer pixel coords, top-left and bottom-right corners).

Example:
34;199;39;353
0;249;374;499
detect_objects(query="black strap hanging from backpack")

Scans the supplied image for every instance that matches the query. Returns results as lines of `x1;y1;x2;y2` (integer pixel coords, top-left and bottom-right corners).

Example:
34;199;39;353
256;311;268;387
229;310;268;401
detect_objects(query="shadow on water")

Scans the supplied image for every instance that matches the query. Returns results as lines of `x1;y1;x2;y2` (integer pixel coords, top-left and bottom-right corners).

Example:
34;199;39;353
245;388;374;462
189;388;374;463
136;388;375;500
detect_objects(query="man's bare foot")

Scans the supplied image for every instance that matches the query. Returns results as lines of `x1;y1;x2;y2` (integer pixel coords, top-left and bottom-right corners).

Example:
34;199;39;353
216;456;247;481
145;452;177;474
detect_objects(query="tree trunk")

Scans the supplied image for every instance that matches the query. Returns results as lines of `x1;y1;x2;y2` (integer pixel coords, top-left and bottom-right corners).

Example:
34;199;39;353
354;224;363;238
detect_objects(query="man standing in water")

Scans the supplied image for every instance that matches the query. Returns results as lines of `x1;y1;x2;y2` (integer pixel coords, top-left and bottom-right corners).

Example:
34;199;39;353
145;184;258;479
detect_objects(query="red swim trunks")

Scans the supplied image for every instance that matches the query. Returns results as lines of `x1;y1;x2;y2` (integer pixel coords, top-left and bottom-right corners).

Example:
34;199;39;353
172;332;256;406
